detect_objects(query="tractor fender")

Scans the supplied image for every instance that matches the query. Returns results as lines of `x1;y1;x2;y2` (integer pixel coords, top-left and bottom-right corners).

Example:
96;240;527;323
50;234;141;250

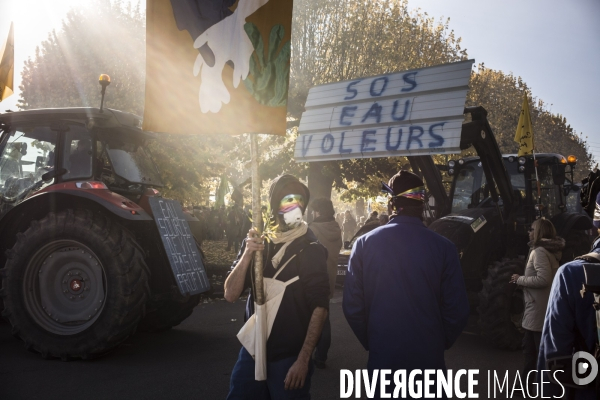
0;190;152;265
550;212;593;237
429;207;504;292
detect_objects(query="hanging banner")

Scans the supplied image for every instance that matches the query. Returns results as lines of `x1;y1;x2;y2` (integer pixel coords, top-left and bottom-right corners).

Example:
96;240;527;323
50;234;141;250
0;22;14;101
294;60;475;162
144;0;293;136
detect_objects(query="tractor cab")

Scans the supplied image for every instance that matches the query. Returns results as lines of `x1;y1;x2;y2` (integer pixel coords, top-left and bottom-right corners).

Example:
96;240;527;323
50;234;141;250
440;152;590;262
447;153;578;223
0;108;162;218
427;107;592;351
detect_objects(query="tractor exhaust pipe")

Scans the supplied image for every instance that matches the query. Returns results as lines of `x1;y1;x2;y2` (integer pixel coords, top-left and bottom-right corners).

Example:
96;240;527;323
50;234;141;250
99;74;111;113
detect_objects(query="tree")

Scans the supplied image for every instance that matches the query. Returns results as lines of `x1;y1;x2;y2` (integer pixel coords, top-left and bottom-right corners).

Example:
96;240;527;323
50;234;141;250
263;0;592;200
466;64;592;180
264;0;469;202
17;0;232;204
19;0;145;114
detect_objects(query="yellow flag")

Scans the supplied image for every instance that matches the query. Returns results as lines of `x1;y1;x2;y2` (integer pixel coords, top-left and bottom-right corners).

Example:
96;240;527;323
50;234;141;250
514;93;534;156
144;0;293;136
0;22;14;101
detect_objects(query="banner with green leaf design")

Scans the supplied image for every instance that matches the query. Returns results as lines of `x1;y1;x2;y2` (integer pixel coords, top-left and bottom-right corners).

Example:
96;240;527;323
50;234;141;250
144;0;293;136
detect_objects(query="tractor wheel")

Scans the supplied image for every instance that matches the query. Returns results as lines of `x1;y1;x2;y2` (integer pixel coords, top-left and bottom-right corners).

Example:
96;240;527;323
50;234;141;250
561;229;593;264
477;259;525;350
0;209;150;360
137;293;201;333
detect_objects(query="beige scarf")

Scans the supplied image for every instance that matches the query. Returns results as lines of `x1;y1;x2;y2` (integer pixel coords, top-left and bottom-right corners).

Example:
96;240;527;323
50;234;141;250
270;222;308;269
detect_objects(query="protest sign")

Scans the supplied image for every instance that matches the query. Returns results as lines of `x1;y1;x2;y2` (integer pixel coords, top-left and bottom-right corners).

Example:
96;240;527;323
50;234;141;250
295;60;474;162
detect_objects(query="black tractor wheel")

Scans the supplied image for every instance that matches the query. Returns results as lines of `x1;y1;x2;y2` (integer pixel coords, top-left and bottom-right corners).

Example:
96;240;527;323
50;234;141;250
0;209;150;360
477;259;525;350
561;229;593;264
137;293;201;333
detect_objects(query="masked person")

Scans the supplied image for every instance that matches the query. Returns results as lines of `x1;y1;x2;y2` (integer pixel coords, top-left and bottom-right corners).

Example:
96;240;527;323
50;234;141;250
342;171;470;399
224;174;330;400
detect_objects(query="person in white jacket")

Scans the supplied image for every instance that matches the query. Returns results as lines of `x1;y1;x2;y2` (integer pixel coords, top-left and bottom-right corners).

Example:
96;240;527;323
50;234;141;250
510;218;564;381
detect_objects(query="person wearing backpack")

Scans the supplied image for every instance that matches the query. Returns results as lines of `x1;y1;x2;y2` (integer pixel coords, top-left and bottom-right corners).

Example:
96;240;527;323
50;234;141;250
537;234;600;399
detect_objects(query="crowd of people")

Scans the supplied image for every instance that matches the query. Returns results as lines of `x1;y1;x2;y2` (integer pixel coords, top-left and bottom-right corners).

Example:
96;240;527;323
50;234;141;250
211;171;598;399
335;209;390;243
221;171;471;399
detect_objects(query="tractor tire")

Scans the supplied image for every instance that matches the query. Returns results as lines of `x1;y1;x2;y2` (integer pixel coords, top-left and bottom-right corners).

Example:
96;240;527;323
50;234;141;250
0;209;150;360
137;293;201;333
477;259;525;350
561;229;593;264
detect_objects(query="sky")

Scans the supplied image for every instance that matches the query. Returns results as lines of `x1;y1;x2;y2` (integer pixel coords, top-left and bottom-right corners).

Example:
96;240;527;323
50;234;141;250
0;0;599;160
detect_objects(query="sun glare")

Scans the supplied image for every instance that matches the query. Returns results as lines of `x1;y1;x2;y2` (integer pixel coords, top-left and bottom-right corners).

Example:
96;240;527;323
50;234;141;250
0;0;144;110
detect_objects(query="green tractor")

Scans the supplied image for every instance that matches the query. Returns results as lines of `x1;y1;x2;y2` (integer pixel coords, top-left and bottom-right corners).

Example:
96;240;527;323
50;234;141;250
423;107;592;350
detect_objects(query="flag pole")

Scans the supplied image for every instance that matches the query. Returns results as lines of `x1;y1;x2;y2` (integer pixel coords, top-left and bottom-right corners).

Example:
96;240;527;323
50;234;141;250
532;148;542;218
250;133;267;381
250;133;264;304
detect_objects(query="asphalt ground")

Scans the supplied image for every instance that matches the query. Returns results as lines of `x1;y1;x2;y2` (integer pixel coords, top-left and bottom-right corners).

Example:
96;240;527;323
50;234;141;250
0;288;527;400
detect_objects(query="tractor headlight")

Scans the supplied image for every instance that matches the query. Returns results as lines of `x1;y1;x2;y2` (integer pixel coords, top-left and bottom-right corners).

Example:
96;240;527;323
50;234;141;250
518;157;526;165
518;166;525;173
448;160;456;168
458;158;465;165
448;168;455;176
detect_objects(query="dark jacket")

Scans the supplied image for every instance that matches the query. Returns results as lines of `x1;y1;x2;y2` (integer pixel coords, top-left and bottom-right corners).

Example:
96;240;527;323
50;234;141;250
537;239;599;400
343;216;469;375
232;229;330;362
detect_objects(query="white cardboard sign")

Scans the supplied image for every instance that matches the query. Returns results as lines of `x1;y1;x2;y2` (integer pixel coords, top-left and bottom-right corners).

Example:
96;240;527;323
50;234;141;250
294;60;474;162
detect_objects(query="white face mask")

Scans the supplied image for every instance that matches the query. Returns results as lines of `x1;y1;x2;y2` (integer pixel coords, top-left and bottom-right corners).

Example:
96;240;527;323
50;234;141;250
282;207;303;230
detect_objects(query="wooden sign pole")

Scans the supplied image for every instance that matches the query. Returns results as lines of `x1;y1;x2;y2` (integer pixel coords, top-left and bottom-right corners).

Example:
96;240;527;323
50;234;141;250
250;133;264;305
250;133;267;380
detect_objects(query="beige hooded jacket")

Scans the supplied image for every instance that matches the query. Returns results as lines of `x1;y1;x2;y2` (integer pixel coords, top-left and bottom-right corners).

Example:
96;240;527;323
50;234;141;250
516;237;565;332
309;218;343;298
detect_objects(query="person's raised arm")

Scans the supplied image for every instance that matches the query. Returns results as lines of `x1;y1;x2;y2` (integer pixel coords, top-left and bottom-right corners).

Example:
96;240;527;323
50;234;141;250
224;228;264;303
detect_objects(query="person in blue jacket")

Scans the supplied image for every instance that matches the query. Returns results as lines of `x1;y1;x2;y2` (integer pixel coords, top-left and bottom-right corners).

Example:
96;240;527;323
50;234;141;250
537;233;600;400
342;171;470;397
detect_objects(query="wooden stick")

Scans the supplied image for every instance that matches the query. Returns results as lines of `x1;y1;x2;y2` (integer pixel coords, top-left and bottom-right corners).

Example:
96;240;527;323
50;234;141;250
250;133;265;305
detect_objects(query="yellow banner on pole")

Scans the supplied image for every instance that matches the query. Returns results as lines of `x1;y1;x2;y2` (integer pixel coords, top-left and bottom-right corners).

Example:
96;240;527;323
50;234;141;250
514;93;534;157
143;0;293;136
0;22;14;101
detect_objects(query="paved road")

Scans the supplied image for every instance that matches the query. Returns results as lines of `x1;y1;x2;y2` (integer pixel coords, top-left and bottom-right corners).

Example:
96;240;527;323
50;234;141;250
0;290;524;399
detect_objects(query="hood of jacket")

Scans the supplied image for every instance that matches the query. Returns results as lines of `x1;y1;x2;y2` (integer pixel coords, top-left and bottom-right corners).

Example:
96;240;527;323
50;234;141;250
309;219;342;242
268;174;310;216
529;236;565;260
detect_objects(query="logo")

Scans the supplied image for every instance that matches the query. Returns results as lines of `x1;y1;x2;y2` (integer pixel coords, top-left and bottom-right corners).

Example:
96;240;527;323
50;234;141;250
572;351;598;386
